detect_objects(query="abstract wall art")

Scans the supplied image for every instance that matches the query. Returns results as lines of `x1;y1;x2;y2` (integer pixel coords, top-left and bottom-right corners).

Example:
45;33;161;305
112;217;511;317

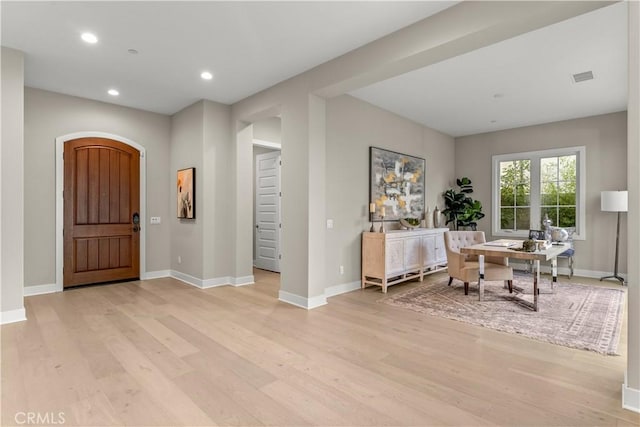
370;147;425;221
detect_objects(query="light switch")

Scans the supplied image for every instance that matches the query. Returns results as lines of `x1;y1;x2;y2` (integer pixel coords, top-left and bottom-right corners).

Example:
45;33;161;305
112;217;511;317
150;217;161;225
326;219;334;229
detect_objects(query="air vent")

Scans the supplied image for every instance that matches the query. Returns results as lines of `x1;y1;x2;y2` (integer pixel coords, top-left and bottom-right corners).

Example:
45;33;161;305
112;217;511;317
572;71;594;83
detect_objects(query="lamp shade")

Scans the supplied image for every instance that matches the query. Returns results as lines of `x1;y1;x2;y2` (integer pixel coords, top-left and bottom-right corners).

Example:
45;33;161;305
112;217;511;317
601;190;628;212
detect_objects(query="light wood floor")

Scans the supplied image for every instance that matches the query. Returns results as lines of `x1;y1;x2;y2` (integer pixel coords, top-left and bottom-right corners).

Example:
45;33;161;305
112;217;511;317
2;269;638;426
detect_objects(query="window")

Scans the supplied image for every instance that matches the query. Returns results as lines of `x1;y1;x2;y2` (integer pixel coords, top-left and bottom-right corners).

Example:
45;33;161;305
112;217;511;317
492;146;585;239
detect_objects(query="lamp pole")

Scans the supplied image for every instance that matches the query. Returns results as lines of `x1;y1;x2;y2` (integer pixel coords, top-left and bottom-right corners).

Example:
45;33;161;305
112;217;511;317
600;190;627;285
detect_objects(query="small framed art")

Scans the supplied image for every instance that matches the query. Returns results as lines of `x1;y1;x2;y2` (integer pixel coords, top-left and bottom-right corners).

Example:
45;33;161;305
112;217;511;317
177;167;195;219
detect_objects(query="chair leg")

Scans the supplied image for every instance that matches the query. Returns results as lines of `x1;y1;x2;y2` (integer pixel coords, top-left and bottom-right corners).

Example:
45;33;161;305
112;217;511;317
448;277;453;286
569;256;574;279
507;280;513;293
464;282;469;295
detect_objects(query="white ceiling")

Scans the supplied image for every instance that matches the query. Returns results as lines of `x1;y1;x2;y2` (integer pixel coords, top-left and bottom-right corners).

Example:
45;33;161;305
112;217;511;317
350;2;628;137
2;2;628;136
1;1;457;115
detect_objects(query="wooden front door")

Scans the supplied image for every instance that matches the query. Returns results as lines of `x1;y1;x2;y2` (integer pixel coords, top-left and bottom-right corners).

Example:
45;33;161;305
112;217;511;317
64;137;140;288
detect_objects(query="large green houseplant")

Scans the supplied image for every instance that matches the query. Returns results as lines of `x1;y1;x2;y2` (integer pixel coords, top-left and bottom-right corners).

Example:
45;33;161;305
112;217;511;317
442;177;485;230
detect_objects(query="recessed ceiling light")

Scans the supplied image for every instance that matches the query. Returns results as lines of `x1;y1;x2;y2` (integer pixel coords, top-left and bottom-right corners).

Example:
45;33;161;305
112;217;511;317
493;93;504;99
108;89;119;96
200;71;213;80
490;120;497;123
81;32;98;44
127;49;138;55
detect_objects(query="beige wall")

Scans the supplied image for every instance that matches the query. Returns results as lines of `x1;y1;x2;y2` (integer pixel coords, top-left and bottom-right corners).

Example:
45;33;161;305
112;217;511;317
455;112;628;274
203;100;233;279
253;117;281;143
170;99;234;281
170;101;204;277
23;88;172;286
626;0;639;399
1;47;25;316
325;95;455;287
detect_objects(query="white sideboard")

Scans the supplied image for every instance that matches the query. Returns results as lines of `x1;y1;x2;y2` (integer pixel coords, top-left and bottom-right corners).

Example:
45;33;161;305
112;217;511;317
361;228;448;293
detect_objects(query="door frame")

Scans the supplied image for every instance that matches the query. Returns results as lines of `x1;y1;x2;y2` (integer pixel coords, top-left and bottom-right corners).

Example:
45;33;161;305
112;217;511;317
55;131;146;292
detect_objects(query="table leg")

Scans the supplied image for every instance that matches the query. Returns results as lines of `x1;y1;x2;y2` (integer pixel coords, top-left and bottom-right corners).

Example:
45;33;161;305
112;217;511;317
533;259;540;312
478;254;485;301
503;258;509;289
551;257;557;290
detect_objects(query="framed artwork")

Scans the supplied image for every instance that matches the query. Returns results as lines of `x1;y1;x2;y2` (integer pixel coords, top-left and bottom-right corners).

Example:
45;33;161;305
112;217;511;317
177;167;195;219
370;147;425;221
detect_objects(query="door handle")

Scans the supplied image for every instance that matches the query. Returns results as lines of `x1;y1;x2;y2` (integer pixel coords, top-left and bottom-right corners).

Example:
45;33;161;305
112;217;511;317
256;224;261;232
133;212;141;233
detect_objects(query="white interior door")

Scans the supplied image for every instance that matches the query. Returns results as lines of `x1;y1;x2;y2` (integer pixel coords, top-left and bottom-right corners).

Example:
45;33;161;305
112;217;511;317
255;151;281;272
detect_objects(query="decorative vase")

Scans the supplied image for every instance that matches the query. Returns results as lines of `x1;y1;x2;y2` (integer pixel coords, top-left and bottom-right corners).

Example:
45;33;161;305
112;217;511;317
425;207;434;228
433;206;441;228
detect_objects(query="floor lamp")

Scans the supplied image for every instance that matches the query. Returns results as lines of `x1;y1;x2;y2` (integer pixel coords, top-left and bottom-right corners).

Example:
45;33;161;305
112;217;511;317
600;190;627;285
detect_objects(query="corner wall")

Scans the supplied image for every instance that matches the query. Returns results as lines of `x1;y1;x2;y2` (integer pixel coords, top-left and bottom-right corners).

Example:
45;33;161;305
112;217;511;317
170;100;237;285
1;47;25;323
455;112;628;276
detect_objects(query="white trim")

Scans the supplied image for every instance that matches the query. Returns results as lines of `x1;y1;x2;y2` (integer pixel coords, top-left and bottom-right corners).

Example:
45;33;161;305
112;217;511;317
252;138;282;150
325;280;361;298
278;290;327;309
56;132;146;292
492;146;586;240
232;275;255;287
170;271;254;289
142;270;171;280
1;308;26;325
623;372;640;413
202;276;232;289
170;270;205;288
24;283;58;297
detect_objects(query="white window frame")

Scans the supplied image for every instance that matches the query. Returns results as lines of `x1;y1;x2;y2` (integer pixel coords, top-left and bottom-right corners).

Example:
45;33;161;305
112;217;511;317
492;146;586;240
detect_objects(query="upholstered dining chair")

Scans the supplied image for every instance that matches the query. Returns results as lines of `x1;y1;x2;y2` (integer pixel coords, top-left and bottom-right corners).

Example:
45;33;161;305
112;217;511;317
443;231;514;295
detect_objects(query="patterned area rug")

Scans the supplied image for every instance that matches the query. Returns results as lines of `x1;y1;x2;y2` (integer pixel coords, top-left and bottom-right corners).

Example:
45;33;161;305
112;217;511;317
381;275;625;355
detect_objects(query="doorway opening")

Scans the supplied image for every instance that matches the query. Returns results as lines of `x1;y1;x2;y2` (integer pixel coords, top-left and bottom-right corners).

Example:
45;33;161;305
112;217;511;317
251;117;282;295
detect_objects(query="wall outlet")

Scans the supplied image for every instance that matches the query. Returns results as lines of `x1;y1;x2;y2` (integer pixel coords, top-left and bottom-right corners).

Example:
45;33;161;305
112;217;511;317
178;256;182;264
339;265;344;275
150;216;161;224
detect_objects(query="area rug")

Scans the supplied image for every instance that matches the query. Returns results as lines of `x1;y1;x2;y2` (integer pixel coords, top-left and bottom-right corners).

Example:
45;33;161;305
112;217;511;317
381;275;625;355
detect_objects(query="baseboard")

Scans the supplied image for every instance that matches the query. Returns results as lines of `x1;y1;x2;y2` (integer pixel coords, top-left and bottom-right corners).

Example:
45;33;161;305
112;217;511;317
1;307;26;325
24;283;58;297
170;271;254;289
170;270;205;288
278;290;327;309
325;280;361;298
231;275;255;287
623;372;640;413
142;270;171;280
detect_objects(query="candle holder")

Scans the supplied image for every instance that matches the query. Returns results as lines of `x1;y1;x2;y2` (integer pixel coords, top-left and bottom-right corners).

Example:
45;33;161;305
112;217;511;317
369;213;375;232
379;215;385;232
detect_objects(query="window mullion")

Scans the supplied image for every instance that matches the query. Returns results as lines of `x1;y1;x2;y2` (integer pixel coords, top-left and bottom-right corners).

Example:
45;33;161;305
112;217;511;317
530;155;541;230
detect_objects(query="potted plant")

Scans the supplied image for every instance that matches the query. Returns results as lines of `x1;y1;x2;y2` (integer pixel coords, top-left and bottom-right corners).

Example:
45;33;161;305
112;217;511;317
442;177;485;230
